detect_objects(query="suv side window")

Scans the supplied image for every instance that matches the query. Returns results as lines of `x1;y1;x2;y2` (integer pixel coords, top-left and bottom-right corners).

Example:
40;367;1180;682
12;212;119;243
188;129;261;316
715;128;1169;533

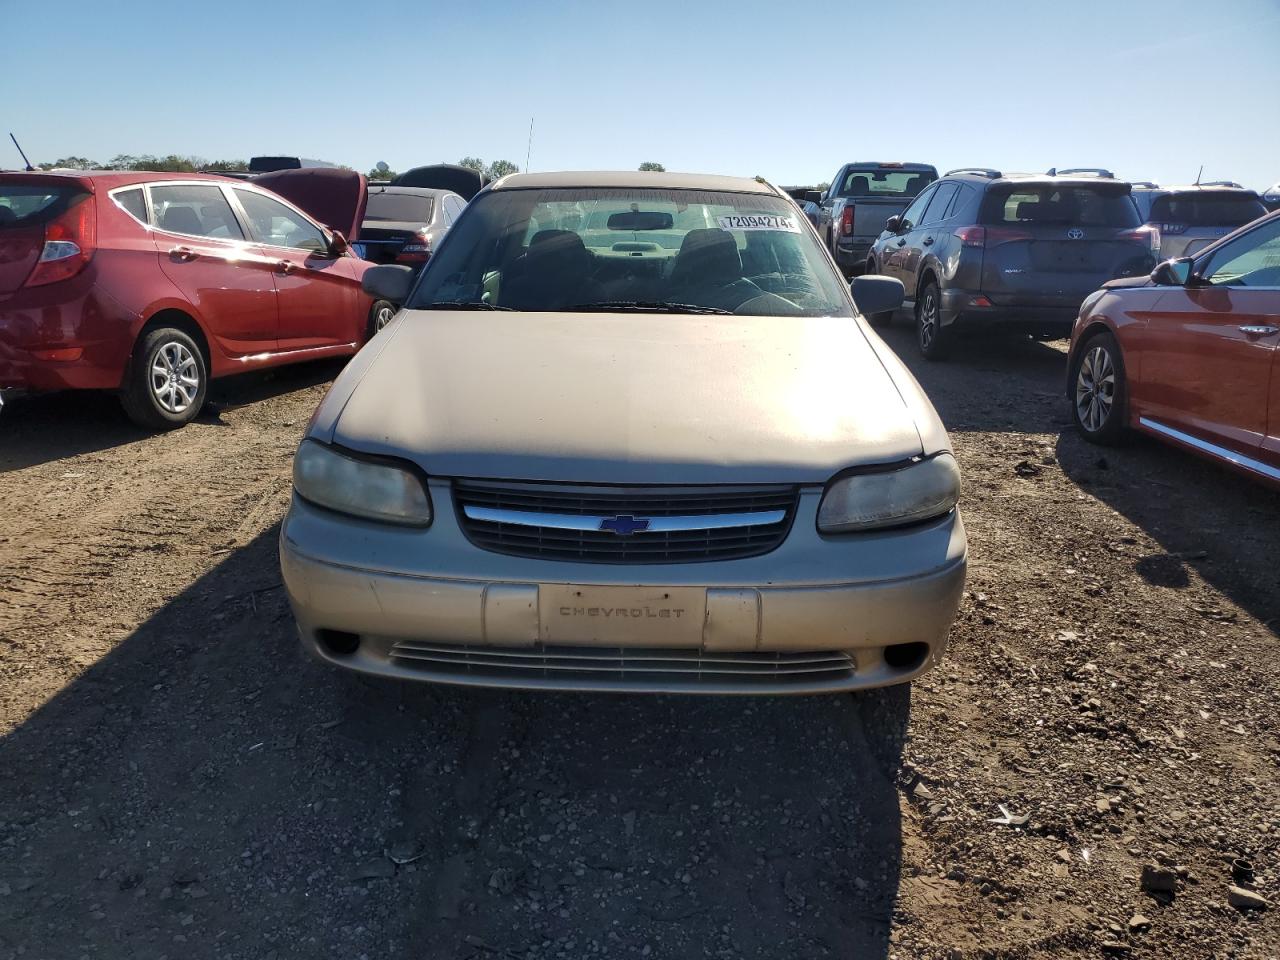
234;189;326;252
149;184;244;240
945;184;971;219
1200;217;1280;288
900;186;936;230
921;183;959;225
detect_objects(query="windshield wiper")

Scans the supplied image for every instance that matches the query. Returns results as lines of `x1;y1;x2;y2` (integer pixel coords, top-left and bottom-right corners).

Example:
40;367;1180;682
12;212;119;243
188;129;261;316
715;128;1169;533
560;300;733;315
418;300;515;311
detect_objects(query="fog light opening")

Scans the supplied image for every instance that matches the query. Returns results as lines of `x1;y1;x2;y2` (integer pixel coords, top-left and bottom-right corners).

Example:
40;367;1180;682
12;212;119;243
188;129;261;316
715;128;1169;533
883;641;929;673
317;629;361;657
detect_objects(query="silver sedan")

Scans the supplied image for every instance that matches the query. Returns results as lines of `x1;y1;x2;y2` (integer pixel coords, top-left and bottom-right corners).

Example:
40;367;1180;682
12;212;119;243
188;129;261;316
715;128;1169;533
279;171;966;694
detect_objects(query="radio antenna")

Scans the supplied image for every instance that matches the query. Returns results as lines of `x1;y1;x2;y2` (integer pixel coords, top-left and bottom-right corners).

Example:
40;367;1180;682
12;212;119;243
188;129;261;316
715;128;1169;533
9;133;35;171
1194;164;1203;185
525;117;534;173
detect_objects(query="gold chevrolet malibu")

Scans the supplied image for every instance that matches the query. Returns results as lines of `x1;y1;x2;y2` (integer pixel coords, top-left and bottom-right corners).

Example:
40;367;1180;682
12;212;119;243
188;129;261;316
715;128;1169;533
280;171;966;694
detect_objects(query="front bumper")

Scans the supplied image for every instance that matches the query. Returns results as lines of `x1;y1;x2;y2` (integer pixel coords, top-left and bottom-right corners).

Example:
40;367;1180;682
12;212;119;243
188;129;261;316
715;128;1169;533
279;483;968;694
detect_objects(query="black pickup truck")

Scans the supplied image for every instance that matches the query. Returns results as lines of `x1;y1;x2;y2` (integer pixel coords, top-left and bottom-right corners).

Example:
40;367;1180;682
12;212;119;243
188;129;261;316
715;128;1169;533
810;162;938;276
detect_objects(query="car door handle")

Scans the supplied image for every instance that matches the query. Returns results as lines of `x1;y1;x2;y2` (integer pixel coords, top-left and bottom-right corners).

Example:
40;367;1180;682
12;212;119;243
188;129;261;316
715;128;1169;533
922;236;934;246
895;239;907;247
1239;325;1279;337
275;260;294;275
169;246;198;262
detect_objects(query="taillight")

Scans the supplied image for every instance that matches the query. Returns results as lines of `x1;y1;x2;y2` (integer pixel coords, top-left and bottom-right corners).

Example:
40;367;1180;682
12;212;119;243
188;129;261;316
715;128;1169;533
840;205;854;237
1118;225;1160;255
953;225;985;247
396;229;432;264
25;195;97;287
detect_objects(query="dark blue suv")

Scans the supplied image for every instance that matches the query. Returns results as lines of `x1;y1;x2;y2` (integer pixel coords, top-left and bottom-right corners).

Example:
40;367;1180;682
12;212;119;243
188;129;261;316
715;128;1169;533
867;168;1158;359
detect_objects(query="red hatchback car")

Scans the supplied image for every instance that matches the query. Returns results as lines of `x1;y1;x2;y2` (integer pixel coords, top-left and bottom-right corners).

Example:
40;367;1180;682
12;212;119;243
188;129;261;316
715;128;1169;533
1068;209;1280;486
0;169;387;429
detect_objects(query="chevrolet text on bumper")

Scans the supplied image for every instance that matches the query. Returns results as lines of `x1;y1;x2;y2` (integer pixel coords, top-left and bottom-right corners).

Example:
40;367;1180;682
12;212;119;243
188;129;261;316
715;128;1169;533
279;171;967;695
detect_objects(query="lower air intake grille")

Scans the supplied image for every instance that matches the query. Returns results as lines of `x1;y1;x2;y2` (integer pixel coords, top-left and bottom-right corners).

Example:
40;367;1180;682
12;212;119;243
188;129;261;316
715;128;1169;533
453;482;798;563
389;642;855;688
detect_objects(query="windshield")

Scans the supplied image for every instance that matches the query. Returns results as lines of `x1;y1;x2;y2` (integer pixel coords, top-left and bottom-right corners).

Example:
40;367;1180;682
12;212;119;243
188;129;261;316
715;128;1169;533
1149;192;1266;228
834;169;935;199
0;182;82;229
410;187;852;317
981;183;1140;228
365;191;434;223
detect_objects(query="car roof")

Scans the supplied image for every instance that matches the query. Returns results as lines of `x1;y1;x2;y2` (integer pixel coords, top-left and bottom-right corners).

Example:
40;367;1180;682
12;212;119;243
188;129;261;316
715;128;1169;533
1152;184;1258;195
0;170;239;188
489;171;779;195
839;161;937;171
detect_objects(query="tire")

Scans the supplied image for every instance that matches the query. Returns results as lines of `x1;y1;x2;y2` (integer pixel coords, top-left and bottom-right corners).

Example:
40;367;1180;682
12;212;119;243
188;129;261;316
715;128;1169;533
915;279;951;360
1070;330;1128;445
119;327;208;430
368;300;396;339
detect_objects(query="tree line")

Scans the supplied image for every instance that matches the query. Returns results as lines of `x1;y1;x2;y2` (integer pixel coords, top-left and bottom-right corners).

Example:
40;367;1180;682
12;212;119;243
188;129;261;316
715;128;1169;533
34;155;669;178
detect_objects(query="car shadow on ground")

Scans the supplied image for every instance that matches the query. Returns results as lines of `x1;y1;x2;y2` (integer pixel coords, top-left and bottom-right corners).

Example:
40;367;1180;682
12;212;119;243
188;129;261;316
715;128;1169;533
874;318;1071;435
0;526;909;959
0;358;346;474
1055;428;1280;635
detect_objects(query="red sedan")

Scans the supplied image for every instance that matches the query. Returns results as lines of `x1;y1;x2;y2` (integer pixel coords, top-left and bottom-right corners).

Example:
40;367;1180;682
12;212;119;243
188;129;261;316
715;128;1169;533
0;168;388;429
1068;209;1280;486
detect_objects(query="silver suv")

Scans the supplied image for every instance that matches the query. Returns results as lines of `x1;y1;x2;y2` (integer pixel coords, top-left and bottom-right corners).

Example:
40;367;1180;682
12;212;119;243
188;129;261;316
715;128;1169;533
1131;182;1267;259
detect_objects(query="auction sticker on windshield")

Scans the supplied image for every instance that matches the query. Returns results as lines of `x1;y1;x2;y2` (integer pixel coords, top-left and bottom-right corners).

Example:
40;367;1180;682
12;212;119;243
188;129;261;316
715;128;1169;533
717;214;801;233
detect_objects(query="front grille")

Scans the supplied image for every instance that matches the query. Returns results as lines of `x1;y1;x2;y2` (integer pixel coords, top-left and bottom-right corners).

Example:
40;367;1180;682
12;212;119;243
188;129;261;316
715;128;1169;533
390;641;854;688
453;481;798;563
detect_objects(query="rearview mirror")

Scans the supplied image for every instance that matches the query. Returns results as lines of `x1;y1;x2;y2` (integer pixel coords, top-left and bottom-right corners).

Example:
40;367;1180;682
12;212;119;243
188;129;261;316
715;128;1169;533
804;191;823;204
885;215;903;234
850;275;905;317
1152;257;1193;286
327;230;349;256
362;264;415;304
607;211;674;231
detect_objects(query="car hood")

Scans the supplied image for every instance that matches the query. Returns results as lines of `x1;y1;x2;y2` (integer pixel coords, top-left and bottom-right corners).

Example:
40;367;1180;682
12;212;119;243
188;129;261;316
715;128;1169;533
318;312;926;484
253;168;367;241
1102;275;1154;290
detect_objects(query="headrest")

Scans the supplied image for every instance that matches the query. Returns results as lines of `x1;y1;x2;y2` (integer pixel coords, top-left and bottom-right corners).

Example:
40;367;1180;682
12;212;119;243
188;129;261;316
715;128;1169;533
161;206;202;235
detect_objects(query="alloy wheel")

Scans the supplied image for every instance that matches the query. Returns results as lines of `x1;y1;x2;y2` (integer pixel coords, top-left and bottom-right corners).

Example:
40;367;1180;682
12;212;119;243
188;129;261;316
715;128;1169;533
919;290;938;351
374;304;395;332
1075;345;1115;432
150;341;200;415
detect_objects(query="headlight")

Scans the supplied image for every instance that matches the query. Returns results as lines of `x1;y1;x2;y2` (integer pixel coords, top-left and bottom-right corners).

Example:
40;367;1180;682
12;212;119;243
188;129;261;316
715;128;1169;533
292;439;432;526
817;453;960;532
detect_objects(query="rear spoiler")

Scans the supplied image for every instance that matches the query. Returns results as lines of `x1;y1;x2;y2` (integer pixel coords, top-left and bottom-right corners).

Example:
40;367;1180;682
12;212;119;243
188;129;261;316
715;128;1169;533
1200;180;1245;189
1130;181;1159;189
945;167;1001;179
1046;167;1115;179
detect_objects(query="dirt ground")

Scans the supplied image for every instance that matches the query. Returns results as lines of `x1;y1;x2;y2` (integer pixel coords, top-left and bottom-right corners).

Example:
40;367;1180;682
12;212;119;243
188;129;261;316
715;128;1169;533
1;323;1277;960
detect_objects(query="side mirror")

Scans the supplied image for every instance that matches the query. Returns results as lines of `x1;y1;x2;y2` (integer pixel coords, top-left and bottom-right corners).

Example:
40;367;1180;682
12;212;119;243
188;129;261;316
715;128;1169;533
362;264;415;304
804;190;823;204
851;275;905;317
327;229;350;256
1152;257;1193;286
885;215;903;234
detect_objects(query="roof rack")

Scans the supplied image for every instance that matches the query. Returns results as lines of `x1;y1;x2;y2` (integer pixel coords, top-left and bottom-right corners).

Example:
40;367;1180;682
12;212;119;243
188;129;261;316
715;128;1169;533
1130;181;1159;189
945;167;1002;179
1047;167;1115;179
1199;180;1244;189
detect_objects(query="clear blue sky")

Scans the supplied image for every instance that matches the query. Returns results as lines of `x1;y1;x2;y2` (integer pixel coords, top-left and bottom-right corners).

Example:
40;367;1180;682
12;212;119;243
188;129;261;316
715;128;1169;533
3;0;1278;190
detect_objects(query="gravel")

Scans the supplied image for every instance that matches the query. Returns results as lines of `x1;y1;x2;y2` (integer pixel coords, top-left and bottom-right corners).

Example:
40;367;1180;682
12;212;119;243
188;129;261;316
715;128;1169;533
1;332;1278;959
